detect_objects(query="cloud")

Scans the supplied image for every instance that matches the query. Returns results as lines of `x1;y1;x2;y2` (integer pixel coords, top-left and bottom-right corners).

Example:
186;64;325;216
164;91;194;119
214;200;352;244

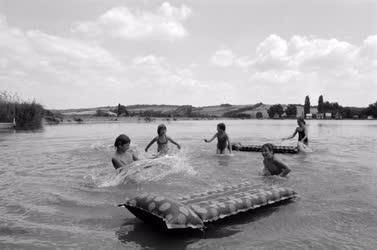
73;2;192;41
210;34;377;105
211;34;377;80
0;16;124;82
210;49;235;67
0;15;218;108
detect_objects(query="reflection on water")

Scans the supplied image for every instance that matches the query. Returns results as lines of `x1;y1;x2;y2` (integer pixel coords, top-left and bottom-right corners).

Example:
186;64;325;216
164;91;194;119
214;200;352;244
0;120;376;249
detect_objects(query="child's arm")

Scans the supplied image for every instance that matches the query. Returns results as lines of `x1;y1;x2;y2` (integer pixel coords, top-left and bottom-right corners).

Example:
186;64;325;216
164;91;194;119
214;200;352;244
145;137;157;152
112;157;124;170
167;137;181;149
227;135;232;153
283;128;298;140
204;133;217;143
273;158;291;177
132;151;140;161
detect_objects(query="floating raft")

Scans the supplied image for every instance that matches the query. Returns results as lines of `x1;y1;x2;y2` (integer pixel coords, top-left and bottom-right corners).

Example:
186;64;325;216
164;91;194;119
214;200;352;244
119;182;297;230
232;143;299;154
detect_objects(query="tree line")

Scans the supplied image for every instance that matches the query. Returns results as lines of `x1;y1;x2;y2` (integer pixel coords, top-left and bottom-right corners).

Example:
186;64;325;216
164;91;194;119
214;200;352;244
266;95;377;119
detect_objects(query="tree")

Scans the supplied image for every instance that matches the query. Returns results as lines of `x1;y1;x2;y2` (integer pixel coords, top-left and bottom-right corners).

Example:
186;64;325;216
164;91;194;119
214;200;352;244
318;95;324;113
256;112;263;119
117;104;129;117
304;96;311;115
285;104;297;118
364;101;377;118
267;104;284;118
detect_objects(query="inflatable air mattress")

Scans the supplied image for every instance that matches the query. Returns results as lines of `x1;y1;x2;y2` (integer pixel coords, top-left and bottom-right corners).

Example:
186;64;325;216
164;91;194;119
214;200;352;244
119;182;296;230
232;143;299;154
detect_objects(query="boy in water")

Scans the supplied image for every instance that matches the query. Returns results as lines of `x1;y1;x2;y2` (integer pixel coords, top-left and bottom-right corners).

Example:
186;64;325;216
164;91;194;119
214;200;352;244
112;134;139;170
204;123;232;154
261;143;290;177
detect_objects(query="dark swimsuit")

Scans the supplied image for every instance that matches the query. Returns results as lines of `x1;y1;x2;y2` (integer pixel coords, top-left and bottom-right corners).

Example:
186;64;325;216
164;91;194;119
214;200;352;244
297;127;308;145
217;133;228;151
157;136;168;152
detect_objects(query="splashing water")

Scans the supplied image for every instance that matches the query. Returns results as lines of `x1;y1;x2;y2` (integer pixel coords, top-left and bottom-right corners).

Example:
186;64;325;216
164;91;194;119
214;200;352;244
96;152;196;187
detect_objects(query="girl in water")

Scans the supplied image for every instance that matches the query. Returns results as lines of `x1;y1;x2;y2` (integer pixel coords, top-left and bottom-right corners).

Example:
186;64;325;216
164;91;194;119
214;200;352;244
112;134;139;170
145;124;181;155
204;123;232;154
282;116;309;146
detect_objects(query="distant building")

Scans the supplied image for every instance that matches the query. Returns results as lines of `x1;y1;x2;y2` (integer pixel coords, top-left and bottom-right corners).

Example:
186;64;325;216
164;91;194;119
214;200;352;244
335;112;342;120
353;115;359;119
325;113;332;119
295;105;318;118
317;113;324;119
367;116;374;120
305;113;312;119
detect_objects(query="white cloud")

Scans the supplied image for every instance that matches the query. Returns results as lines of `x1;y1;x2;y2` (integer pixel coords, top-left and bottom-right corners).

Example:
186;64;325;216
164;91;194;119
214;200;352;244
210;49;235;67
73;2;192;41
210;34;377;105
0;14;218;108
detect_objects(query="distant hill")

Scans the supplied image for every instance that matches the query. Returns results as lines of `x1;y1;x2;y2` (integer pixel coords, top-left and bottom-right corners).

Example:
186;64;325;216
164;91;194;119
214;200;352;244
51;103;368;119
54;103;271;118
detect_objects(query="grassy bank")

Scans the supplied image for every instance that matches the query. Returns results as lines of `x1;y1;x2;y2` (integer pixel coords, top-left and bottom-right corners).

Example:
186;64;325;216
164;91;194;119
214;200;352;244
0;92;44;129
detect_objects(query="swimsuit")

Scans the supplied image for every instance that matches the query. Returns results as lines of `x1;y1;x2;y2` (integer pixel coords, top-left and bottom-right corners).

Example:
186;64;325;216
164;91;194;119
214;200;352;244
297;127;308;145
217;133;228;151
157;136;168;152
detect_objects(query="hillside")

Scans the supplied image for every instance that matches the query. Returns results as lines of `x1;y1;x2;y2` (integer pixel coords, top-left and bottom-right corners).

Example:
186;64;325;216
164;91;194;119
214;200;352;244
55;103;271;118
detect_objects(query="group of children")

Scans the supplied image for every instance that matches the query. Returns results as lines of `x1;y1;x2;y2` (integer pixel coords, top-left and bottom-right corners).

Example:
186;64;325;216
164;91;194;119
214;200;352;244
112;117;309;178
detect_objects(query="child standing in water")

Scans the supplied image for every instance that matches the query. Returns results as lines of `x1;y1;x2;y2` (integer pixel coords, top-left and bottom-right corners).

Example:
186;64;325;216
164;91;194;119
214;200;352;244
204;123;232;154
145;124;181;155
261;143;290;177
282;116;309;145
112;134;139;170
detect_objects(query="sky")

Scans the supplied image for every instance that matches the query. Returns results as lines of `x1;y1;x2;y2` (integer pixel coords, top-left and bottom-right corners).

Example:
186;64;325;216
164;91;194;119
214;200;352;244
0;0;376;109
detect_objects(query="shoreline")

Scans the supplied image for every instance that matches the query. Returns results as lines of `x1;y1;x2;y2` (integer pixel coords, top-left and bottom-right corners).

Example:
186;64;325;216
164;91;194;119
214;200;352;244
43;115;376;126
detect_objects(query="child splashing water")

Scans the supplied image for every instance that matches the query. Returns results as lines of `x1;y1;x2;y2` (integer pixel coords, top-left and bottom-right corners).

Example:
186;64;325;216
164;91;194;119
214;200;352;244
261;143;291;177
282;116;309;145
204;123;232;154
112;134;139;171
145;124;181;156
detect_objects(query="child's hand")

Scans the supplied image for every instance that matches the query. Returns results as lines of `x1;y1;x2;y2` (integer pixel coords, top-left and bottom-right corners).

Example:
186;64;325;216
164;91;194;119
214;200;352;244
177;145;181;150
144;148;148;152
204;139;208;143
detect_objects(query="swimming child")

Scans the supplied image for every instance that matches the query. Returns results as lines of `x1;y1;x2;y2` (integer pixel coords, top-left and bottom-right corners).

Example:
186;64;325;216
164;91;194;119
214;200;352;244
112;134;139;170
282;116;309;146
204;123;232;154
261;143;290;177
145;124;181;155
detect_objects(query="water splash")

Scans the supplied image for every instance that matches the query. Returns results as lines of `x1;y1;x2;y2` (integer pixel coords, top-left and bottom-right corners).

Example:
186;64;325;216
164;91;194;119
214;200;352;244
95;153;196;187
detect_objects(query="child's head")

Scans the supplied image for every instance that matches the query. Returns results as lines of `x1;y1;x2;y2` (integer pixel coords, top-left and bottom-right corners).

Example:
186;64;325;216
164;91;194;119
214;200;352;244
217;123;226;132
157;124;167;135
114;134;131;151
261;143;274;158
297;116;306;126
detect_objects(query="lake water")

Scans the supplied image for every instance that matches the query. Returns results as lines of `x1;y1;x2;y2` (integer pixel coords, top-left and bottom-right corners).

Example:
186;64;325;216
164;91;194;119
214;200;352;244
1;120;376;249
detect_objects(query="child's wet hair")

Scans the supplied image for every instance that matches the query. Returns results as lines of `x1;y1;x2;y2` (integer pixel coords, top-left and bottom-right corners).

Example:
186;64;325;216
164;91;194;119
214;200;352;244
157;124;167;135
217;123;226;131
297;116;306;125
114;134;131;148
262;143;274;153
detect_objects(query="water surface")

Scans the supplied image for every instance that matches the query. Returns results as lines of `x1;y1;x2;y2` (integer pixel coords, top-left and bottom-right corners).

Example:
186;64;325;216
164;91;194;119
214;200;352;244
0;120;376;249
